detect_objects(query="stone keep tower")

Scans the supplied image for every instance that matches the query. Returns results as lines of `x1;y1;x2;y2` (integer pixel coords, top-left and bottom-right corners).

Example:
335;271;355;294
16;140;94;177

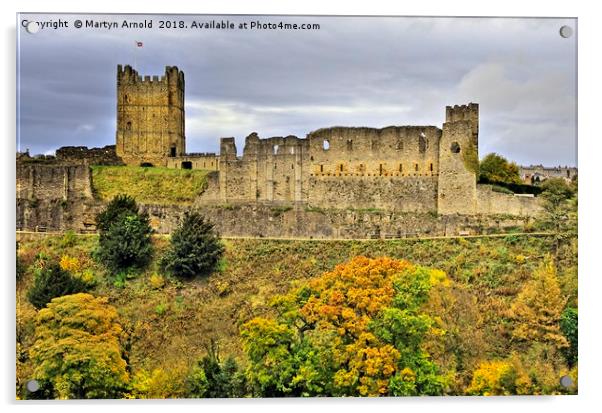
437;103;479;215
115;65;185;166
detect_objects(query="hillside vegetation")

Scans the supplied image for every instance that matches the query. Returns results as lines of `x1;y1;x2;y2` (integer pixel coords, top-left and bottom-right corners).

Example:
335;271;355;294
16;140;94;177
91;166;209;205
16;233;577;397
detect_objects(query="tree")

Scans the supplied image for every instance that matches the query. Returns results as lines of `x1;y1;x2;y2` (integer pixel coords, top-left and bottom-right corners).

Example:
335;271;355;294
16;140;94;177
29;293;129;399
479;153;522;185
509;257;568;349
16;242;25;281
127;367;187;399
185;341;247;398
95;212;154;273
560;307;578;366
160;211;224;279
536;178;577;255
240;256;448;397
467;344;570;396
95;194;139;232
27;262;90;310
466;359;520;396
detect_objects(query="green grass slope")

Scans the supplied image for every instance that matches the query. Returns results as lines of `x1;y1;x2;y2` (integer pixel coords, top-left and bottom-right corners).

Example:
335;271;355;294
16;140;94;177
91;166;209;205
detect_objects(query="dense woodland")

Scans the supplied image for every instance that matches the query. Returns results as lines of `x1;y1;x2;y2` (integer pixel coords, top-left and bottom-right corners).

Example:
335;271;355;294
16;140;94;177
16;157;578;398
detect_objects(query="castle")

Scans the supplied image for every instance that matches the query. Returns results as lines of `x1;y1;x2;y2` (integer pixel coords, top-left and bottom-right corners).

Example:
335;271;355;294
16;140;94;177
114;65;530;216
16;65;544;238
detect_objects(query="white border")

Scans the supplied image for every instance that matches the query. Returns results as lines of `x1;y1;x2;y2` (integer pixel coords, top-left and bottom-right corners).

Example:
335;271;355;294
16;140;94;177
2;1;599;412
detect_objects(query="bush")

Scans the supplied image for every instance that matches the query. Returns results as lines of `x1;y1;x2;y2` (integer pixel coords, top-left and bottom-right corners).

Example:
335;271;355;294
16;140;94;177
96;213;154;273
467;344;570;395
27;262;90;310
560;307;578;366
185;341;247;398
128;368;187;399
59;230;77;248
95;194;139;232
160;212;224;279
491;185;514;195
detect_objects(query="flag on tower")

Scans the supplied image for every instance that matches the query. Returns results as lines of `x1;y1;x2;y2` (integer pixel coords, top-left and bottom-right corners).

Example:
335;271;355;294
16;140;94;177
135;41;143;47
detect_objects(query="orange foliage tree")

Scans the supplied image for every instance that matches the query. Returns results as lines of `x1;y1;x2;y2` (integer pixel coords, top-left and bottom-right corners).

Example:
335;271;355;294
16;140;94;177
241;256;449;397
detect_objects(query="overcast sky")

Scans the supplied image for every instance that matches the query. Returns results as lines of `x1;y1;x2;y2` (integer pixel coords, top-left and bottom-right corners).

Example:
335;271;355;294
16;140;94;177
17;14;577;166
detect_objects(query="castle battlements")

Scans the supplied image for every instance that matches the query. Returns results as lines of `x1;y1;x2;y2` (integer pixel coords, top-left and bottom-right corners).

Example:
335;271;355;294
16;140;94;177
117;64;184;86
107;64;541;217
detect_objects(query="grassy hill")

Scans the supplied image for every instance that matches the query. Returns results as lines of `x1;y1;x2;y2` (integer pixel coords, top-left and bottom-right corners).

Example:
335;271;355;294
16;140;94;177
16;233;577;396
91;166;210;205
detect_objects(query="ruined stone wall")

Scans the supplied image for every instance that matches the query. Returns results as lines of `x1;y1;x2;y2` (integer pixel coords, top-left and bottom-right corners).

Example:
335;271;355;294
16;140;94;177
203;125;443;210
166;153;219;170
14;163;534;238
16;162;100;231
206;134;308;204
140;204;531;239
115;65;185;166
306;126;441;178
476;185;543;216
17;162;93;201
56;145;124;166
307;177;438;212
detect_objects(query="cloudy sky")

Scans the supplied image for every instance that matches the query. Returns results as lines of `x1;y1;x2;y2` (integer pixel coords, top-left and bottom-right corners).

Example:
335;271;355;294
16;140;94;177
17;14;577;166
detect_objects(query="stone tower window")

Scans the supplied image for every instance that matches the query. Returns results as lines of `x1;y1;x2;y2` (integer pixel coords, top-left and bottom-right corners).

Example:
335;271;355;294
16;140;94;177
379;164;383;175
419;133;427;153
414;163;419;172
450;142;461;153
320;165;324;173
339;164;344;172
396;140;403;150
323;140;330;150
399;164;403;172
429;163;434;172
347;139;353;151
126;121;132;130
273;145;279;155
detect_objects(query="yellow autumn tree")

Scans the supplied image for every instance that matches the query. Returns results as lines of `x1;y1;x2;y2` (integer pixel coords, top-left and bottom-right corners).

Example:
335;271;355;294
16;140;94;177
466;354;538;396
467;345;571;396
241;256;449;397
509;257;568;348
29;293;129;399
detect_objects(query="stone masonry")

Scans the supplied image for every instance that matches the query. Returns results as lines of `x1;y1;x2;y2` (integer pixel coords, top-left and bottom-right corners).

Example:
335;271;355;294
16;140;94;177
15;65;545;237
